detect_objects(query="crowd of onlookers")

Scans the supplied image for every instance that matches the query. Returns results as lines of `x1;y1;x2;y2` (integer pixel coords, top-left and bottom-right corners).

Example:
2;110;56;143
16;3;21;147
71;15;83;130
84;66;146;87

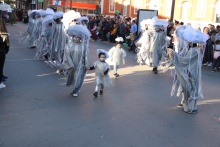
87;15;220;72
87;14;137;46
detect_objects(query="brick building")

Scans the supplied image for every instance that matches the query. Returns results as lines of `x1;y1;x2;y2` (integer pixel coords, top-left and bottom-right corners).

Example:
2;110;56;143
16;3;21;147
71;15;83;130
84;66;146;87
102;0;220;26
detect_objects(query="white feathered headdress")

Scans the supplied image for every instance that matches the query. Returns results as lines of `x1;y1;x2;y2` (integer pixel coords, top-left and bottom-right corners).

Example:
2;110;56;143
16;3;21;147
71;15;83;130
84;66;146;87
140;19;151;30
53;11;64;20
77;16;89;24
97;49;110;58
62;10;81;30
42;15;53;28
115;37;124;42
40;8;55;17
66;25;91;39
176;25;209;43
150;16;168;27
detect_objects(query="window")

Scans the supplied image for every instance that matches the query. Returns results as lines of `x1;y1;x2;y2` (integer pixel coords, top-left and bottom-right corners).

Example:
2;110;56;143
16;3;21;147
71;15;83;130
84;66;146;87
181;1;189;20
109;0;115;13
196;0;206;18
164;0;172;16
149;0;159;10
215;0;220;23
134;0;141;14
88;10;94;14
123;5;127;16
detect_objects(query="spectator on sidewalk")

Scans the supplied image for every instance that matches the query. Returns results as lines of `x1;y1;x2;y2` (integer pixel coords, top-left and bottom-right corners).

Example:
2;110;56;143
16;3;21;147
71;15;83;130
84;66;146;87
129;20;137;45
212;40;220;72
0;16;10;89
118;19;126;42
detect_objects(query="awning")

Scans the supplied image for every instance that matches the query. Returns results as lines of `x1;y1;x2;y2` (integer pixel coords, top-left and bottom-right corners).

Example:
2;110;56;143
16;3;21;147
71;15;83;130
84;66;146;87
50;0;96;10
68;2;96;10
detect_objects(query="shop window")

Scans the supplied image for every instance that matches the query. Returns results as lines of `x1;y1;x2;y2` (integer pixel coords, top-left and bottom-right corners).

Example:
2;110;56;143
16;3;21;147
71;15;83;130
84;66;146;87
215;1;220;23
88;10;94;14
164;0;172;16
123;5;127;16
181;1;189;20
196;0;206;18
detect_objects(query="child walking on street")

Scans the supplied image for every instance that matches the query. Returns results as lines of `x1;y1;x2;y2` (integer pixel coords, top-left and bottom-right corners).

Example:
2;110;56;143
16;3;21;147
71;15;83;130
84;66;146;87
107;37;126;77
86;49;112;97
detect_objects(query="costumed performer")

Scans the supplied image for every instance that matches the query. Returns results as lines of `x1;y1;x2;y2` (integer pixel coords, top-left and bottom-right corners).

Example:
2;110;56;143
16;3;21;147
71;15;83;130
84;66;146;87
86;49;112;97
167;26;209;114
65;25;91;97
107;37;126;77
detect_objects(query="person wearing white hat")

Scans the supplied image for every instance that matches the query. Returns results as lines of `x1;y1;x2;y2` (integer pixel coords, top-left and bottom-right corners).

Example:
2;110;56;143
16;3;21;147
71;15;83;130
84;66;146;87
35;15;53;60
107;37;126;77
136;19;151;66
48;11;65;67
167;26;209;114
20;10;38;48
64;25;91;97
86;49;112;97
149;17;168;74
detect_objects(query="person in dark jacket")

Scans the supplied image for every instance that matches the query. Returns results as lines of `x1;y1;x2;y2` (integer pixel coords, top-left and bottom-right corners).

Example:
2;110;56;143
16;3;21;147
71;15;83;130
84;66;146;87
118;19;126;42
0;14;10;89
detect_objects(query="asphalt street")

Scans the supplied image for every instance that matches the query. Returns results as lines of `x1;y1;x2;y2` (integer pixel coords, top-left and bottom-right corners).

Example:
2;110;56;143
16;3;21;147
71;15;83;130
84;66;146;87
0;22;220;147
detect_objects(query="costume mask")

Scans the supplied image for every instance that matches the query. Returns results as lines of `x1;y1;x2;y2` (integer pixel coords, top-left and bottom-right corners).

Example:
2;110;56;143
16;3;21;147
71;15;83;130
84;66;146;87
73;36;82;43
99;56;106;62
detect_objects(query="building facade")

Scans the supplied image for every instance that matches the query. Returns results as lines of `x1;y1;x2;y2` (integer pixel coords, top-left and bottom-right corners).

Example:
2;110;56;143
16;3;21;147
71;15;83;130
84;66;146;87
49;0;99;14
102;0;220;25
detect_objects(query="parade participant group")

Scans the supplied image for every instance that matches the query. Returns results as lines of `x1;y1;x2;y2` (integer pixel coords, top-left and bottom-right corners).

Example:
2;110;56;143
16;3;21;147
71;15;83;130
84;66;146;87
11;7;210;114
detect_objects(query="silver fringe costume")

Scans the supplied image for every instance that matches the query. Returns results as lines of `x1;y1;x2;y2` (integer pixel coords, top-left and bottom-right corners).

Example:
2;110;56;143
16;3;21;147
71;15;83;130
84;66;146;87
108;46;126;74
20;11;37;48
35;16;53;59
136;29;151;65
170;46;204;113
65;38;90;94
149;26;167;69
49;21;65;63
93;61;112;86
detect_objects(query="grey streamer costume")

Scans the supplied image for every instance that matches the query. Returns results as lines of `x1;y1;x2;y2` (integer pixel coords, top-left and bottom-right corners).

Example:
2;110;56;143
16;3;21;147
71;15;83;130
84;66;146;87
30;16;42;48
170;46;203;113
49;22;66;63
149;26;167;71
20;14;36;48
136;29;151;65
35;25;52;59
65;37;90;94
93;61;112;86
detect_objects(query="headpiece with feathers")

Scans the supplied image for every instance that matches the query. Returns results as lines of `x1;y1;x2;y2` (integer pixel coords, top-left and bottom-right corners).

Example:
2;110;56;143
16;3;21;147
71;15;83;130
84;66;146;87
77;16;89;24
53;11;64;20
97;49;110;58
40;8;55;17
62;10;81;30
115;37;124;44
66;25;91;40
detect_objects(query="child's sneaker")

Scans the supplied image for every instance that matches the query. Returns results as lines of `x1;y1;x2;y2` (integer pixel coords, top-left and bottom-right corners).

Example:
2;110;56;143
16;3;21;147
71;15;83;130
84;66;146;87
93;91;98;97
0;82;6;89
114;73;119;77
100;90;103;95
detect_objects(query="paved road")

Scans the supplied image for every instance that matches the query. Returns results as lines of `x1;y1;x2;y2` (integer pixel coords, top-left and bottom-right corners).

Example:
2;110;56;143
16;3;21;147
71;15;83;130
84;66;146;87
0;23;220;147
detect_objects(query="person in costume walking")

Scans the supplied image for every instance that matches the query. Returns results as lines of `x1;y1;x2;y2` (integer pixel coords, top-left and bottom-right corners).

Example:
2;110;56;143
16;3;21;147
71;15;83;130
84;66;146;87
107;37;126;77
64;25;91;97
86;49;112;97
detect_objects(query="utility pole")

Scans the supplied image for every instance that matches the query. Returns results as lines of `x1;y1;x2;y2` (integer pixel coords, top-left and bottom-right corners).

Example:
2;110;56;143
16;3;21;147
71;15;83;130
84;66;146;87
70;0;72;10
170;0;175;22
